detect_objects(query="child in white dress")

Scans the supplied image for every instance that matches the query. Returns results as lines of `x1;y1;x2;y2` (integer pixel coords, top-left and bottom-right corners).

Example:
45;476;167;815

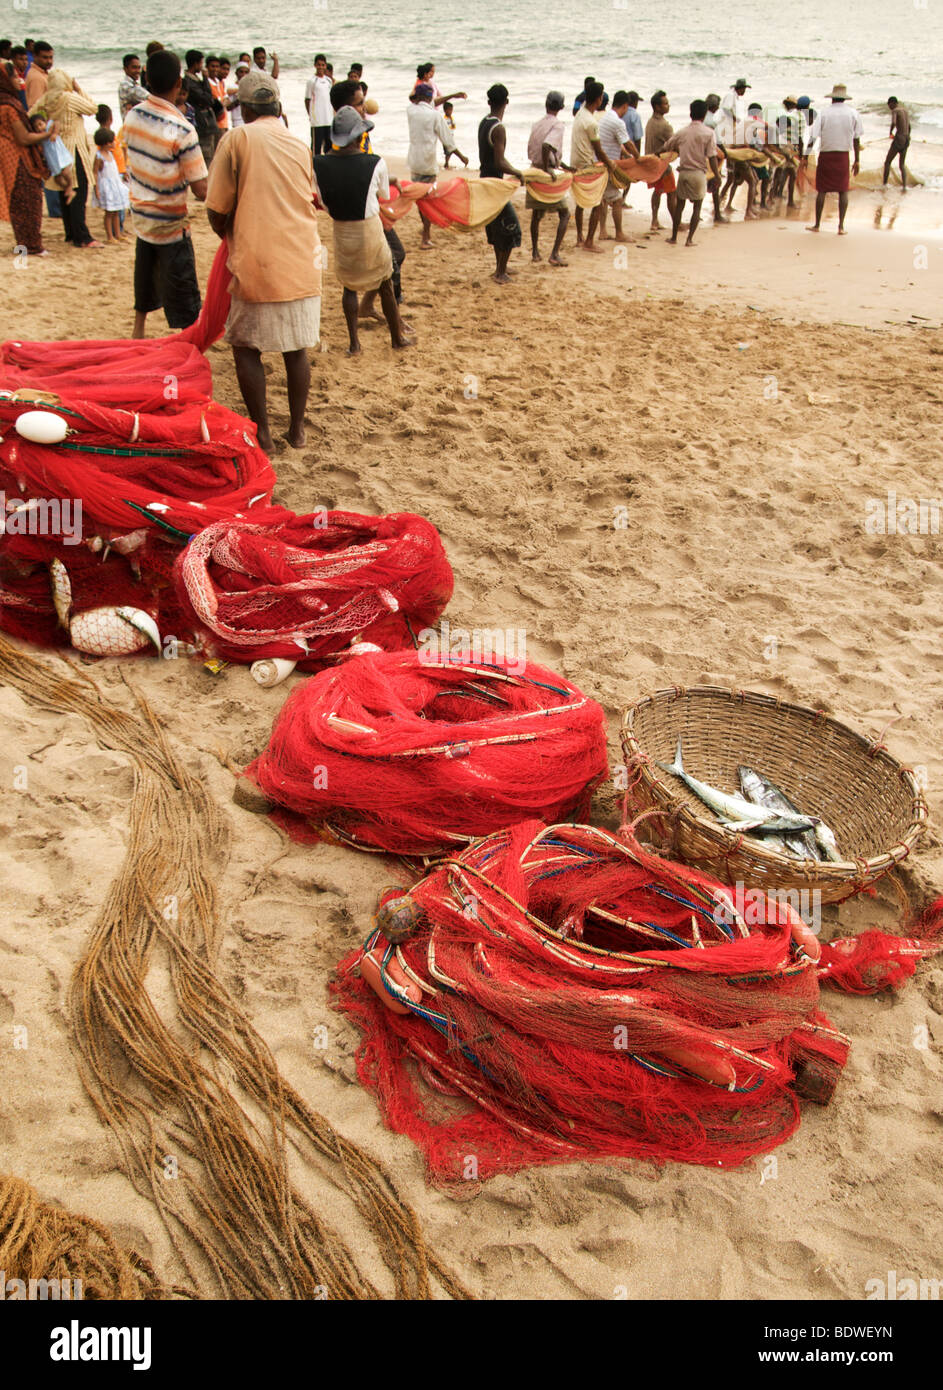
92;127;129;243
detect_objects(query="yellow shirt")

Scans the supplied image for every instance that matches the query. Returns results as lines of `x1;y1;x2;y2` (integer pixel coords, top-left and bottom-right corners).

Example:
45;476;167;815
206;117;322;303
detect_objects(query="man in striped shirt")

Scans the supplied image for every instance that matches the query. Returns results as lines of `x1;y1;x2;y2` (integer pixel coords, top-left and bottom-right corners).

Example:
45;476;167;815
125;49;208;337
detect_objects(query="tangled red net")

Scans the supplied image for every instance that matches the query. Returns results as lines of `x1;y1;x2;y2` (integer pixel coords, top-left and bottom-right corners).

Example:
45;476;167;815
248;650;609;854
0;244;284;654
332;821;943;1184
174;511;453;667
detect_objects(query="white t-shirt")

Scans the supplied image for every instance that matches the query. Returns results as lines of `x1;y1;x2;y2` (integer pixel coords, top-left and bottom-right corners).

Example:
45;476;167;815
597;109;630;161
305;74;333;127
406;100;455;176
805;103;863;154
365;157;391;218
228;83;244;128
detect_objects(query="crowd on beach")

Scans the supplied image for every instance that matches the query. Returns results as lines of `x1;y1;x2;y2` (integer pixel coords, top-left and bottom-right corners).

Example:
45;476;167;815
0;34;918;449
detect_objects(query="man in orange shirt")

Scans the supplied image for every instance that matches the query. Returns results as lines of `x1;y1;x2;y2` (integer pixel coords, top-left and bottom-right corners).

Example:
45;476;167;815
24;39;53;109
206;70;322;451
207;56;230;135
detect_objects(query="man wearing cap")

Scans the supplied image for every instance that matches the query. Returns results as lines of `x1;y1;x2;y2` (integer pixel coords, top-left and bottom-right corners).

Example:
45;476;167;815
526;90;571;266
313;105;412;354
720;77;750;147
802;84;861;234
407;81;464;248
206;70;322;450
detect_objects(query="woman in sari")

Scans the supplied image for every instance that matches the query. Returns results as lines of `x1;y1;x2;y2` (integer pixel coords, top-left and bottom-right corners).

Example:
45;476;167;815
30;68;101;247
0;66;50;255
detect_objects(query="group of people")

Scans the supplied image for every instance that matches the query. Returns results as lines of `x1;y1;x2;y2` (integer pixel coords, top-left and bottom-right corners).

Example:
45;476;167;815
0;35;921;449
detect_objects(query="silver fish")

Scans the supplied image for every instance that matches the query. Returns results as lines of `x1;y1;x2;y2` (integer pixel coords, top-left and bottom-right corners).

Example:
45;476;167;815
738;765;821;860
739;765;842;862
658;738;817;833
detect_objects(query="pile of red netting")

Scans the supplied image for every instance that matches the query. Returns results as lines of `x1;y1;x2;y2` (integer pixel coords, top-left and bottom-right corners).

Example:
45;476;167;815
0;243;452;664
0;244;282;653
174;512;453;667
332;821;943;1183
248;651;609;853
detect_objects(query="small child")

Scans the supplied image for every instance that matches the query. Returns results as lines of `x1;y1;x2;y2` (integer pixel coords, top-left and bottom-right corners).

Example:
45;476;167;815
92;127;129;243
442;102;469;168
30;113;75;202
97;103;131;234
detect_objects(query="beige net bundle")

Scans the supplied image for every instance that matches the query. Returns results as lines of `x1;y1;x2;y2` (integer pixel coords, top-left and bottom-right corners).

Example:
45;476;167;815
0;633;468;1300
0;1173;173;1299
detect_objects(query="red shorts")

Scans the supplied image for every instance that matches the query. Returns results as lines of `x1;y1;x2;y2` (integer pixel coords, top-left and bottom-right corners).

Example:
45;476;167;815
652;166;676;194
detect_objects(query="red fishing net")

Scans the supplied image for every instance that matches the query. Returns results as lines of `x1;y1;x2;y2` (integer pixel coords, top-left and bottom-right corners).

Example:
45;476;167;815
174;511;453;667
248;651;609;853
334;823;827;1177
332;822;943;1184
0;243;283;654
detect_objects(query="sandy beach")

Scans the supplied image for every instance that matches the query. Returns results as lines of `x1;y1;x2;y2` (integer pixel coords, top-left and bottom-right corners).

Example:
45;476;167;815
2;173;942;1301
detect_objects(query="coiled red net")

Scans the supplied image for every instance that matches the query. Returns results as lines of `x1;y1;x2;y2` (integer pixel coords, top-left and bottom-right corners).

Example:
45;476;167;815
248;651;609;854
332;822;943;1184
0;243;281;652
173;511;453;667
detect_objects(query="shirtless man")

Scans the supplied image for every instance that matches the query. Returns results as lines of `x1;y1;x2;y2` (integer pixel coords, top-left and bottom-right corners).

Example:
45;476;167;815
883;97;911;190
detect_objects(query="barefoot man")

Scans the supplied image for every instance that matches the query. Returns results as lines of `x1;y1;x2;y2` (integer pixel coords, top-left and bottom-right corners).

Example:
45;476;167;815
662;99;720;246
526;90;571;266
570;79;615;252
644;90;677;232
478;84;525;283
883;97;911;190
206;70;322;451
314;105;412;353
597;90;640;244
803;83;861;235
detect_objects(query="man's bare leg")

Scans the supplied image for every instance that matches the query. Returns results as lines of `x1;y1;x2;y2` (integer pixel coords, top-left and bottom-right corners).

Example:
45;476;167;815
549;207;570;265
582;203;605;251
232;345;272;452
575;206;584;244
132;311;147;340
530;208;544;261
492;244;513;283
358;289;384;322
650;188;662;230
685;197;704;245
806;189;826;230
419;210;433;248
611;200;630;242
282;348;310;447
379;277;412;346
666;194;685;244
342;287;362;354
837;189;849;233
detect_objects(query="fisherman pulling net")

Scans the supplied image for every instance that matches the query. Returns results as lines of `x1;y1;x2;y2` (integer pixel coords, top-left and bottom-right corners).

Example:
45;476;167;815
332;821;943;1184
248;650;609;854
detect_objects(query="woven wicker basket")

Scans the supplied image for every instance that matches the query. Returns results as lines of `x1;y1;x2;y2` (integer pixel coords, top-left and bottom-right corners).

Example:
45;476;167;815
620;686;928;904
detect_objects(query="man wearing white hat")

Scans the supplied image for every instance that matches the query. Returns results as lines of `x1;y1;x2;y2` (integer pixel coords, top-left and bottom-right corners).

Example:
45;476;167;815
802;83;862;234
719;77;750;146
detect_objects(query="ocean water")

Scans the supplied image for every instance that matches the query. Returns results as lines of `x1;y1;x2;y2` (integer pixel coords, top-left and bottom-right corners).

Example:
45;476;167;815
18;0;943;169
